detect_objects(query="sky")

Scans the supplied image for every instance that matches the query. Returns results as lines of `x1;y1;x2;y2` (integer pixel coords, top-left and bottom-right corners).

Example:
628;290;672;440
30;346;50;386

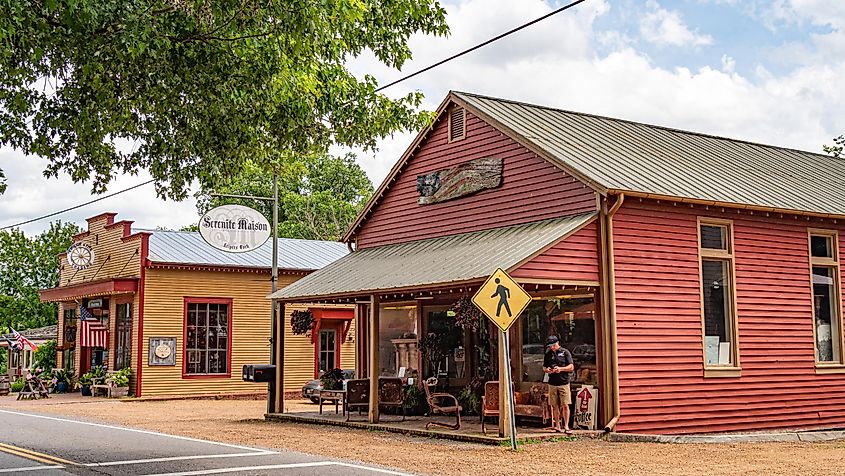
1;0;844;236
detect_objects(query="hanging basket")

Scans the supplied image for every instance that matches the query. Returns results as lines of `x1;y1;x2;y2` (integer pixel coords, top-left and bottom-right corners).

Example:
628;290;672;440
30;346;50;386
291;310;316;335
451;296;481;332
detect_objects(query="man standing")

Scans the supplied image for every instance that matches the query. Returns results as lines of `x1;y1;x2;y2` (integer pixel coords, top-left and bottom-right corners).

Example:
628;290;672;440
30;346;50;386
543;335;574;434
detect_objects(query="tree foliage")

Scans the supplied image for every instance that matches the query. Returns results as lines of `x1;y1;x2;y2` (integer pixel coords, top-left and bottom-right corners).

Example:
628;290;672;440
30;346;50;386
0;222;80;331
824;135;844;158
0;0;448;199
197;153;373;241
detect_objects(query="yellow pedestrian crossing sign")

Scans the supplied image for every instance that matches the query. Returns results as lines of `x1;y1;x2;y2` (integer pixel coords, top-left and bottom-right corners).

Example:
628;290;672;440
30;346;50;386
472;268;532;332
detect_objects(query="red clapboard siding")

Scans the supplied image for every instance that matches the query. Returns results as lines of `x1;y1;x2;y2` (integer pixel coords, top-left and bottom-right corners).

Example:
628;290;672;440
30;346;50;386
355;109;597;248
511;221;599;282
613;199;845;434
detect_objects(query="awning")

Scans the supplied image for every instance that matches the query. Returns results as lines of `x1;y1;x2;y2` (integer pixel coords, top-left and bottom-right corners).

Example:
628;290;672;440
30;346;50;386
308;308;355;344
270;213;597;302
40;278;138;302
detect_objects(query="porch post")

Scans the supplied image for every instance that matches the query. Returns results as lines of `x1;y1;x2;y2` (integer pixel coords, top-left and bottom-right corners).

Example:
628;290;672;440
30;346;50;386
273;301;285;413
368;294;380;423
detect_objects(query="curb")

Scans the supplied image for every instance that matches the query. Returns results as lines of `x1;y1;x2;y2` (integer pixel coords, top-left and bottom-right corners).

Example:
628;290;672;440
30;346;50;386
607;429;845;444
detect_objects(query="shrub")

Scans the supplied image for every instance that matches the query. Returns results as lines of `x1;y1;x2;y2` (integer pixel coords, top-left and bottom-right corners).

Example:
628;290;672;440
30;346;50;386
10;377;23;393
112;368;130;387
32;340;57;372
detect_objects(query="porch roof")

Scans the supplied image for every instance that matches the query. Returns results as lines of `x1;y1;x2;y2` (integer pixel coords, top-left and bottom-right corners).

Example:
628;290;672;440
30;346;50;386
270;213;596;301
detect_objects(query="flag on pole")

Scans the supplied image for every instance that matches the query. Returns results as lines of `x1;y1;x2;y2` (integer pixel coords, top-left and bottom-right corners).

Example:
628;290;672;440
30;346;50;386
10;328;37;351
79;303;108;348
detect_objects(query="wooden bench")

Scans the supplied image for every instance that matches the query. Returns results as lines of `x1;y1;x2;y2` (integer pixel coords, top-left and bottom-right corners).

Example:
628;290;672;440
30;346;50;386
91;372;127;398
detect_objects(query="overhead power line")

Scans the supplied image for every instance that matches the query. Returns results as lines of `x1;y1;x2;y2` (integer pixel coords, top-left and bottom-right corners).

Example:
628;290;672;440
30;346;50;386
5;0;587;230
376;0;587;92
0;179;154;231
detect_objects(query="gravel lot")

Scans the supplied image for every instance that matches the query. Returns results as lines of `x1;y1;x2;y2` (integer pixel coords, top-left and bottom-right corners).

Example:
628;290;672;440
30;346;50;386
5;396;845;476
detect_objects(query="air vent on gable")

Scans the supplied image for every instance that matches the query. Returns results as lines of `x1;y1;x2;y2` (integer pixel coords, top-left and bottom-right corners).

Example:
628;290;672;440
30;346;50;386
448;106;466;142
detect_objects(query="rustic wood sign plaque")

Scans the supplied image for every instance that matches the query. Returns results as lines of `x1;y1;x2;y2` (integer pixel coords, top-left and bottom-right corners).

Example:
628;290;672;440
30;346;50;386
416;157;503;205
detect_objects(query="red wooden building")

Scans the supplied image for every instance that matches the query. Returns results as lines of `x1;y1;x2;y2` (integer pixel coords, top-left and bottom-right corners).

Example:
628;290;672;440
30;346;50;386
270;91;845;435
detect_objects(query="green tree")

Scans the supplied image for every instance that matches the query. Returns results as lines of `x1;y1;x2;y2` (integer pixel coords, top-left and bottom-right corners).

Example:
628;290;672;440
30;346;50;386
0;222;80;331
197;153;373;241
0;1;448;199
32;339;57;372
824;135;844;158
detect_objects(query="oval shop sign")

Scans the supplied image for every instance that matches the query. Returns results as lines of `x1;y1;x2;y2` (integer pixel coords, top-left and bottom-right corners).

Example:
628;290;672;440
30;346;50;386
199;204;271;253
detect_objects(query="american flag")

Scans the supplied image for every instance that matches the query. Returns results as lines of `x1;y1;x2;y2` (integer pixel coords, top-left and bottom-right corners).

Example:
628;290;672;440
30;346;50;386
10;328;37;351
79;303;108;348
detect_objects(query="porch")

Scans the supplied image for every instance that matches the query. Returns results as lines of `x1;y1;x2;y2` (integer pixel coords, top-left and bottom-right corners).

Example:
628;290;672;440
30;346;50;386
267;399;603;445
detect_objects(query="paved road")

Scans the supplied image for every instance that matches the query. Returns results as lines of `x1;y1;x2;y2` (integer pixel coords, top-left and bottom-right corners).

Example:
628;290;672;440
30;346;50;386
0;409;410;475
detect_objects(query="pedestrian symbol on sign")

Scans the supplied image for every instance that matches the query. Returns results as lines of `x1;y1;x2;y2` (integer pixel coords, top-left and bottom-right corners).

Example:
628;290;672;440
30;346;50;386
491;278;512;317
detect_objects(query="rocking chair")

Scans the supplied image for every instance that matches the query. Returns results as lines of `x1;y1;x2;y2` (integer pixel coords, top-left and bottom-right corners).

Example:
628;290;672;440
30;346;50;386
423;377;462;430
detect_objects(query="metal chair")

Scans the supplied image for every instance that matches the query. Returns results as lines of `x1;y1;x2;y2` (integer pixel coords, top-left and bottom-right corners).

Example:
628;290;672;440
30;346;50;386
423;377;462;430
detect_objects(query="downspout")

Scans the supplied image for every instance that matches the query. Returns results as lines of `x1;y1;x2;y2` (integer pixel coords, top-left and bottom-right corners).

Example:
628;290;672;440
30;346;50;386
603;193;624;433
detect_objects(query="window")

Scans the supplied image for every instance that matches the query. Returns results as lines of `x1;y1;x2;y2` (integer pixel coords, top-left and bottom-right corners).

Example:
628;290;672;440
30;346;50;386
63;308;76;327
185;300;230;376
521;298;596;385
809;230;842;364
115;303;132;370
698;219;739;370
63;348;75;372
448;106;466;142
318;329;337;375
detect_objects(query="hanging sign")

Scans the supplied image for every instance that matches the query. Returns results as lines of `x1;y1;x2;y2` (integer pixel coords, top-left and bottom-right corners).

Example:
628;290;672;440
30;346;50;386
199;205;271;253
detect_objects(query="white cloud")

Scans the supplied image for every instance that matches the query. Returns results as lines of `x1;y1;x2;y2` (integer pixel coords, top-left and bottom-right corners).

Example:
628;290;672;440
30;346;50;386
640;0;714;47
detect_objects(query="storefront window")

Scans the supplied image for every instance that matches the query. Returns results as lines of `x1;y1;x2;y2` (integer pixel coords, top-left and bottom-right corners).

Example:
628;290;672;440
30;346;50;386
185;301;230;375
809;231;841;364
378;304;417;377
520;298;596;385
115;303;132;370
63;348;75;372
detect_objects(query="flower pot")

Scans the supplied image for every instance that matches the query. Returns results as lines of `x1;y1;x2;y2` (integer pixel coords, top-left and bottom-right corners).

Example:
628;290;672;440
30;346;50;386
81;386;92;396
55;382;68;393
110;386;129;398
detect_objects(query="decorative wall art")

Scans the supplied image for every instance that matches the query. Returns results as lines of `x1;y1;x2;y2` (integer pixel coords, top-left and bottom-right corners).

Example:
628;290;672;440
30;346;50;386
416;157;503;205
149;337;177;366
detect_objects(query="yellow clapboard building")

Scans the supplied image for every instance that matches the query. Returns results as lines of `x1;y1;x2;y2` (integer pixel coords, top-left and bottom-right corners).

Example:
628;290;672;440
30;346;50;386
40;212;354;397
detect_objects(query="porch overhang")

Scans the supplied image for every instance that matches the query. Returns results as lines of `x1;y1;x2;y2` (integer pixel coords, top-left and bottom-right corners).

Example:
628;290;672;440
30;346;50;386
269;213;598;303
39;278;139;303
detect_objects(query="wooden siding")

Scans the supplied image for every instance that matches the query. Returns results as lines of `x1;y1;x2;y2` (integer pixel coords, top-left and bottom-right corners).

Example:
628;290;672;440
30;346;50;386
282;304;357;388
354;107;597;248
511;220;599;283
142;269;354;395
613;199;845;434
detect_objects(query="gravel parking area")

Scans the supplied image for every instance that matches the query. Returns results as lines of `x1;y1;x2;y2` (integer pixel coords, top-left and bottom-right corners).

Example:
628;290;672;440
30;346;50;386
4;395;845;476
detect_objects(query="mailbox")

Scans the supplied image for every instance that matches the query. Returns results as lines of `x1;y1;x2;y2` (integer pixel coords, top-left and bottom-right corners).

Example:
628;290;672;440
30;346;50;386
242;364;276;383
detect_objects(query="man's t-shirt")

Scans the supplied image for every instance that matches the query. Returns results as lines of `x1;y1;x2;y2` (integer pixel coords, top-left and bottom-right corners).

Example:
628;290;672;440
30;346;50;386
544;347;574;386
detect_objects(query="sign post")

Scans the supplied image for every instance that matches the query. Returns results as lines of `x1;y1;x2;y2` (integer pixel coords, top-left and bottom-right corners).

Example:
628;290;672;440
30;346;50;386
472;268;532;451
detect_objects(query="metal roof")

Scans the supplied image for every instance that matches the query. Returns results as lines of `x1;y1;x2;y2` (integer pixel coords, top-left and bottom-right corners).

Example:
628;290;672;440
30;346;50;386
271;213;596;301
1;325;57;343
144;229;349;271
454;91;845;217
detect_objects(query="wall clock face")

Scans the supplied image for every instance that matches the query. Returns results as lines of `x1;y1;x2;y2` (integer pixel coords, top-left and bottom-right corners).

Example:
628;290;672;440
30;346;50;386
67;243;95;270
155;343;172;359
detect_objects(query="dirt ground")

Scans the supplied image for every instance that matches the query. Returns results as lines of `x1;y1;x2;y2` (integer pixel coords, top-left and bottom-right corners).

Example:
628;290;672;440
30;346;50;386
4;396;845;476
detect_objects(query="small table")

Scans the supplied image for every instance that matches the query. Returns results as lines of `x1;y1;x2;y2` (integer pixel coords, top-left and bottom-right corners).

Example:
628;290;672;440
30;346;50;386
318;389;346;415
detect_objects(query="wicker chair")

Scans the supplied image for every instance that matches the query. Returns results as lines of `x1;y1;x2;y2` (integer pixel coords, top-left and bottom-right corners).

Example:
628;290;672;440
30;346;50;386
423;377;462;430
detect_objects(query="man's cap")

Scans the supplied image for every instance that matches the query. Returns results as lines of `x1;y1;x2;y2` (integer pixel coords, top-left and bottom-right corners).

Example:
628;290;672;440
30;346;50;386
546;336;559;346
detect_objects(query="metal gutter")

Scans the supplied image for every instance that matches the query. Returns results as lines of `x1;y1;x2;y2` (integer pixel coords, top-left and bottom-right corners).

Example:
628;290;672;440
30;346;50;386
603;193;624;432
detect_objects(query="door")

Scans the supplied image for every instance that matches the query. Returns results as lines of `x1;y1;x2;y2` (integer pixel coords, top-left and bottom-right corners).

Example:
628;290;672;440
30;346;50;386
317;328;338;376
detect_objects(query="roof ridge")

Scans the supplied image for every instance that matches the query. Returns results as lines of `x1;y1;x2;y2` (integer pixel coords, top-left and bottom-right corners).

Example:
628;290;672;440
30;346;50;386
452;90;834;160
138;228;345;245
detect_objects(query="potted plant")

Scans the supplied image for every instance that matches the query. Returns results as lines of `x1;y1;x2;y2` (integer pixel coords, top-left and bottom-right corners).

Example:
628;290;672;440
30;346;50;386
109;368;130;398
79;372;93;396
319;368;345;391
53;369;74;393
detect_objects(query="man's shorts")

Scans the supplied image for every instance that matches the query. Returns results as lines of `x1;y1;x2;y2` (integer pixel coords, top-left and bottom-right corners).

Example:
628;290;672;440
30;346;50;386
548;384;571;407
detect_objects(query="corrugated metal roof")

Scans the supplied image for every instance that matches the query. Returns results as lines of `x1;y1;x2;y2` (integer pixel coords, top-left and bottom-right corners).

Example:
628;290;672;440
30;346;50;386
143;229;348;271
271;213;596;300
1;325;57;342
454;91;845;216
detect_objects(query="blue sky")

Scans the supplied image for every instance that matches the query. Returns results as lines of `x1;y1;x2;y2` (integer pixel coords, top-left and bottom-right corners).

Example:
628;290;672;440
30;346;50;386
2;0;844;234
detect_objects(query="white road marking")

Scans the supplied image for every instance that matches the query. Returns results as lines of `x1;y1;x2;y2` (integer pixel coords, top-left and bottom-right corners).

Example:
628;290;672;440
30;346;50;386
140;461;411;476
83;451;277;467
0;409;267;453
0;465;65;473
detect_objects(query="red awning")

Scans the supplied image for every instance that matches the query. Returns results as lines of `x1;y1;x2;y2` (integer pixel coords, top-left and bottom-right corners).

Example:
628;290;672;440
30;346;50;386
308;308;354;344
40;278;138;303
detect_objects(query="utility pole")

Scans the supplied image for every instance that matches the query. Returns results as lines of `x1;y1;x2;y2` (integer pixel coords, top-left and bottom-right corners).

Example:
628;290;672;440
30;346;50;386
210;174;279;414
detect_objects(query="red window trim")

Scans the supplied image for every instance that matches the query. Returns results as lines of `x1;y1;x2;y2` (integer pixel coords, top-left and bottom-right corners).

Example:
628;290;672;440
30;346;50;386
182;297;233;379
